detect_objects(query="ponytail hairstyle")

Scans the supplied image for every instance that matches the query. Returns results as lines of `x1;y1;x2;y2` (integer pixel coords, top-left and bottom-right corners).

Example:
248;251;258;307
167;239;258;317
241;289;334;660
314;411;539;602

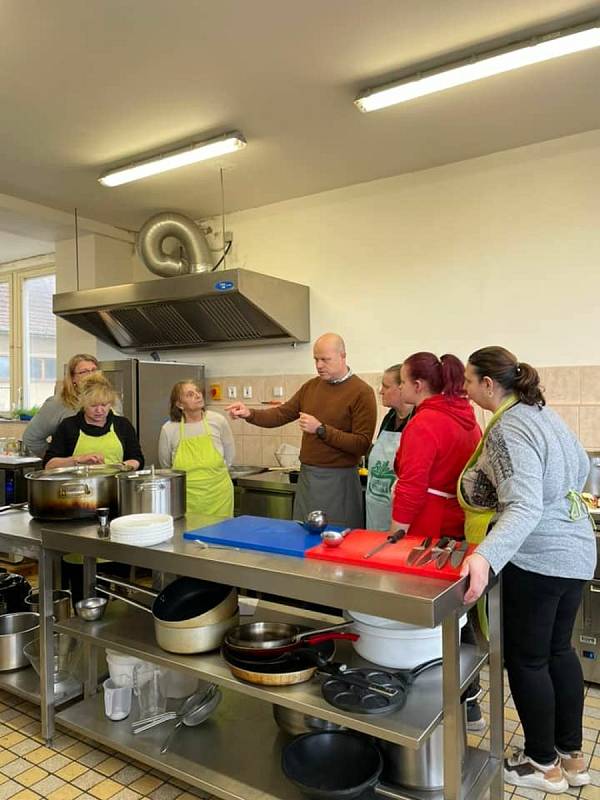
403;352;466;398
468;346;545;407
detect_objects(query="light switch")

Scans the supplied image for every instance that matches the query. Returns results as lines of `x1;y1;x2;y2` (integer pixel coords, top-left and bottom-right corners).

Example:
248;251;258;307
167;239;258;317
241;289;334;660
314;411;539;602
243;386;253;399
273;386;284;397
227;386;237;399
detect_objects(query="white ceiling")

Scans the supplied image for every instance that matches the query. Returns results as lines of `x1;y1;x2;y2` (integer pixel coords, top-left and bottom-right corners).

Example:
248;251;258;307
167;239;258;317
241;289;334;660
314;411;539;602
1;0;600;237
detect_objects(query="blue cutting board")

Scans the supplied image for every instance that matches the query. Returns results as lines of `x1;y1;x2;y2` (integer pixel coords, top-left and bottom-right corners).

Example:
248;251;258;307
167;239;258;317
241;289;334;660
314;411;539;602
183;515;346;557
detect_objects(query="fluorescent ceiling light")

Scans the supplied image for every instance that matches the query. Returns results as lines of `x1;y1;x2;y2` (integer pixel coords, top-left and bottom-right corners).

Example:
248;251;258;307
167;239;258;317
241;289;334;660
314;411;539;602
355;23;600;112
99;132;247;187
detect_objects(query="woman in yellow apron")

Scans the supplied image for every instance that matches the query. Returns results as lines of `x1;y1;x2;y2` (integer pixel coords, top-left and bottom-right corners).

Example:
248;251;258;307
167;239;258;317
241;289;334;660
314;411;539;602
43;373;144;602
158;380;234;517
459;347;594;792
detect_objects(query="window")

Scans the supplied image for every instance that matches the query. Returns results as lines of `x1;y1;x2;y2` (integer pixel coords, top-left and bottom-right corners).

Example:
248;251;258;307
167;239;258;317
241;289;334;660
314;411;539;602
0;260;55;412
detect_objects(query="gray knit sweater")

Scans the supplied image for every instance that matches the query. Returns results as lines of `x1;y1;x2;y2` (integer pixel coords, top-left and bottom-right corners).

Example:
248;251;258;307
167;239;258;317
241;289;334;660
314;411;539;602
22;396;76;457
461;403;596;580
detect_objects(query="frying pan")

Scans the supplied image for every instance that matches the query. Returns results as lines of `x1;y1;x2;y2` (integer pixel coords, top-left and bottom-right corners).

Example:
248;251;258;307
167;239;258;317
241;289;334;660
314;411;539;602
224;621;357;659
222;640;335;687
96;575;237;627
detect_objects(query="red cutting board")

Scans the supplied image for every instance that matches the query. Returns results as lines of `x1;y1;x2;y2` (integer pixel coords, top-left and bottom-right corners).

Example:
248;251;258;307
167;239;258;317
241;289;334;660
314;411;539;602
305;531;474;580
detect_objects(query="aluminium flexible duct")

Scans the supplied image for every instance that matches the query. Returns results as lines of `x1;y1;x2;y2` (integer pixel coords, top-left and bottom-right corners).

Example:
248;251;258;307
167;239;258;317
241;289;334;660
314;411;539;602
135;212;215;277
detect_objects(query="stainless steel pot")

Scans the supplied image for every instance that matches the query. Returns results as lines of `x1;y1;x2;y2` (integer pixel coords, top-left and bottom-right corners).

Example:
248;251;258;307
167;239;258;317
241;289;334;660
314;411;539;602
25;590;72;621
116;467;186;518
0;612;39;671
26;465;123;520
378;705;467;790
272;704;343;736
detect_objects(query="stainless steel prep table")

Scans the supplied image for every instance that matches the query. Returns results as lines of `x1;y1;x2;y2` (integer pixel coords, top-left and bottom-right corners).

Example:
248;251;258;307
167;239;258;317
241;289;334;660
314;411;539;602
40;514;503;800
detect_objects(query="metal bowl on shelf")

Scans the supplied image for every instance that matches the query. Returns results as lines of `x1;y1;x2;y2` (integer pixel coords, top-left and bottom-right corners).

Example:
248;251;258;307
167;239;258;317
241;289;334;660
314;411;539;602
75;596;108;621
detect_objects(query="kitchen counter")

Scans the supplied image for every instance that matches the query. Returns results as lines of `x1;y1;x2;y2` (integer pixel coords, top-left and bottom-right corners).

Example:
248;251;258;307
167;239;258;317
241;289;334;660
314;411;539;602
236;470;296;493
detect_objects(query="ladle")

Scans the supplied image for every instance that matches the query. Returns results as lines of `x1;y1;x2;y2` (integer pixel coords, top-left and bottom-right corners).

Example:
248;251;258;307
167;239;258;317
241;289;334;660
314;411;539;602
320;528;351;547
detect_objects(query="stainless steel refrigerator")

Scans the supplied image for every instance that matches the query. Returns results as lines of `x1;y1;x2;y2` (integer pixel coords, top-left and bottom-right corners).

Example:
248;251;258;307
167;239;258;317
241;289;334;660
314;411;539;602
98;359;205;468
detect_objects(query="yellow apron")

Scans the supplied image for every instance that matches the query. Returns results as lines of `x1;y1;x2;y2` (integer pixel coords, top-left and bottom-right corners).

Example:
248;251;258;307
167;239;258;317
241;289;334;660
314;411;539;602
72;424;124;464
457;394;519;639
173;418;233;517
66;424;124;565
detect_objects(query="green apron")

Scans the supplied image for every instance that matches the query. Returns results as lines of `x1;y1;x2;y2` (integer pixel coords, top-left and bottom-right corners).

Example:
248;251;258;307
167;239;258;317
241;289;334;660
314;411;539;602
173;418;233;517
457;394;519;639
66;424;124;565
72;424;124;464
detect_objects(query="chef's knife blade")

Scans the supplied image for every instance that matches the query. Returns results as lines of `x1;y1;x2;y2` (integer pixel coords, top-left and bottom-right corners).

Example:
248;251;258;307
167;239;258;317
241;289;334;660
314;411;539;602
363;529;407;559
450;540;469;568
435;539;457;569
413;536;451;567
406;536;432;565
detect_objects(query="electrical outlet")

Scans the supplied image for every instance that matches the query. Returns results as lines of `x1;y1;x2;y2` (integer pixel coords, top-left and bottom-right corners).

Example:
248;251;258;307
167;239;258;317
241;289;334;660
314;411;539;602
224;230;234;244
243;385;252;399
273;386;284;398
227;386;237;400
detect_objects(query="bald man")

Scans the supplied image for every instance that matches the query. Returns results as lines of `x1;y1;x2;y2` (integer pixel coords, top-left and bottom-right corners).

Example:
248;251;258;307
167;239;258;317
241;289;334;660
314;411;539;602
227;333;377;528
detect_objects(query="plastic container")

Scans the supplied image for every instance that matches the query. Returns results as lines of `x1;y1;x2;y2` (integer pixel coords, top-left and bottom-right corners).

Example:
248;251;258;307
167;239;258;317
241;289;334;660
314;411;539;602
159;667;199;698
105;649;150;688
346;610;467;669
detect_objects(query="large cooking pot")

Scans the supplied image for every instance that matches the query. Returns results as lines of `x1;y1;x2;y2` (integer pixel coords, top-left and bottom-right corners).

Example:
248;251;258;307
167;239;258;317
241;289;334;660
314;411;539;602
26;465;124;520
116;467;186;518
378;705;467;790
0;612;39;671
97;576;238;654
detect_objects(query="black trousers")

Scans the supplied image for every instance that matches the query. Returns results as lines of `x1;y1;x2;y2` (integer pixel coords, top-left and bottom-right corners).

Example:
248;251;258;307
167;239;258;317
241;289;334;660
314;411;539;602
502;562;586;764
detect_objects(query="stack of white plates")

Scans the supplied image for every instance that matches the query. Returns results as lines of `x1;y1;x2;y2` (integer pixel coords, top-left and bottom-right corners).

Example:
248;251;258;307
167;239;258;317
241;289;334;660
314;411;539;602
110;513;174;546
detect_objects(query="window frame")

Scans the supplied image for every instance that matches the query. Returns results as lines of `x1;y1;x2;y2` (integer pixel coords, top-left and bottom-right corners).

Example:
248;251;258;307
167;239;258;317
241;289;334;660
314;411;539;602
0;258;55;412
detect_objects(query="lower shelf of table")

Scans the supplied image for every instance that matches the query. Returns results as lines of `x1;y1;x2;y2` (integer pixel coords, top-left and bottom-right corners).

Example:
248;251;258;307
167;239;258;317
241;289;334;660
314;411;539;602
56;689;379;800
0;665;81;706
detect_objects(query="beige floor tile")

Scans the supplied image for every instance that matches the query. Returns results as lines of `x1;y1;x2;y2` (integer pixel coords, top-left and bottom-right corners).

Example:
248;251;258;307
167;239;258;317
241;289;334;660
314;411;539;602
11;790;41;800
0;779;23;800
56;762;88;781
96;758;127;777
581;785;600;800
23;746;54;766
130;776;163;795
14;766;47;788
107;790;141;800
0;753;17;768
0;734;25;748
88;779;122;800
63;743;92;760
47;786;82;800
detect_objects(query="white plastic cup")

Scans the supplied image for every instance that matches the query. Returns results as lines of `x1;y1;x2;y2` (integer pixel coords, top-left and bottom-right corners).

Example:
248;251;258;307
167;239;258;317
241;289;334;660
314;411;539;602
133;663;166;718
103;678;132;721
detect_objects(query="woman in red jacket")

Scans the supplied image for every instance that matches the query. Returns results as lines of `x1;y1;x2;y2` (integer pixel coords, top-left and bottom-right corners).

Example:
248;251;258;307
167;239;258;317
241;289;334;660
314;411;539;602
391;352;481;539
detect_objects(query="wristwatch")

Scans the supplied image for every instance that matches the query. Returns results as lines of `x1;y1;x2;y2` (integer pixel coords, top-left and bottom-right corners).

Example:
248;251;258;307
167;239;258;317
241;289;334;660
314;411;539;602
316;424;326;439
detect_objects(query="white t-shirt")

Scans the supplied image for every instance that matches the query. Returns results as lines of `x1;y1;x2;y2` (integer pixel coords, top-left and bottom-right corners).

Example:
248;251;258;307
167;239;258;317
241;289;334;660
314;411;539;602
158;411;235;469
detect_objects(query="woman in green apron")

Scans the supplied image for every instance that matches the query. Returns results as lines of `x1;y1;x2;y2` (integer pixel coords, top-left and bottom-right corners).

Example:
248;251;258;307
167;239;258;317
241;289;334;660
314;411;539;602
366;364;413;530
43;373;144;602
460;346;595;793
158;380;235;517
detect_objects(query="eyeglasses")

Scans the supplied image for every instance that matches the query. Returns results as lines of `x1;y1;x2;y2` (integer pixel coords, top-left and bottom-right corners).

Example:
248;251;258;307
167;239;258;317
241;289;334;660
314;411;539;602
74;367;97;376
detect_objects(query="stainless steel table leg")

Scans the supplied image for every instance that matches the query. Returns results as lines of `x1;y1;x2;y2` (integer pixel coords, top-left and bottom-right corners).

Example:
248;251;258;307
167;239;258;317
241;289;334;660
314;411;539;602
487;577;504;800
442;609;463;800
82;556;98;698
39;548;56;745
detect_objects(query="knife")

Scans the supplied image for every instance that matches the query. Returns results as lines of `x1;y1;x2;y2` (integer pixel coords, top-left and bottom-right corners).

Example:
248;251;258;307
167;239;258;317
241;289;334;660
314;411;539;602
363;529;407;559
406;536;432;566
435;539;457;569
413;536;451;567
450;540;469;568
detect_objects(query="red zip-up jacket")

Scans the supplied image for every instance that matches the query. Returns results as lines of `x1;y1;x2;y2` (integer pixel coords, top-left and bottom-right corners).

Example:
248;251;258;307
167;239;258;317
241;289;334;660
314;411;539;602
392;395;481;539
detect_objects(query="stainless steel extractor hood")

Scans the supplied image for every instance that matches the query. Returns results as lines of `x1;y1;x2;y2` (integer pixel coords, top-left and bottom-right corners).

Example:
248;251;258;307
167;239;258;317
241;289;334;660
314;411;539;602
53;268;310;352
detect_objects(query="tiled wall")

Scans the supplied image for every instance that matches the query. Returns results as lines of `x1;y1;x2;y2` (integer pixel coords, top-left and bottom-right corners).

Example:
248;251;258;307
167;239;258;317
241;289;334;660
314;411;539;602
206;366;600;466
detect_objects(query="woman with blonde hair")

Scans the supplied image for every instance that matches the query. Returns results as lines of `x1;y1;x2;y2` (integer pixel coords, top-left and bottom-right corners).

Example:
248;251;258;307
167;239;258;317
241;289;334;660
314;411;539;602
23;353;99;457
159;379;234;516
44;373;143;470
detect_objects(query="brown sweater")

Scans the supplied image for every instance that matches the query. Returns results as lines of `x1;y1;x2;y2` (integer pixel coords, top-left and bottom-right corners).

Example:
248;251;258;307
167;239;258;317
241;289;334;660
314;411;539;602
248;375;377;468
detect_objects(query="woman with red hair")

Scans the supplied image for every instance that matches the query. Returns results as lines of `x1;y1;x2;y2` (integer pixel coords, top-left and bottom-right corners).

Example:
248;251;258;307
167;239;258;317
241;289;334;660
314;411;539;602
390;352;481;539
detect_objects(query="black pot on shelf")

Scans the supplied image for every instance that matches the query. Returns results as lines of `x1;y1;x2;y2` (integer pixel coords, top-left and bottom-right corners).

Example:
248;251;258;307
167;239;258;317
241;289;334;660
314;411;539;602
0;572;32;614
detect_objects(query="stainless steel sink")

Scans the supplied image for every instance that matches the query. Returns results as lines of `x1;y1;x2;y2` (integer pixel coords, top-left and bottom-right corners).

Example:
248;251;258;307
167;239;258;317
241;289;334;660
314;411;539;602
229;465;268;480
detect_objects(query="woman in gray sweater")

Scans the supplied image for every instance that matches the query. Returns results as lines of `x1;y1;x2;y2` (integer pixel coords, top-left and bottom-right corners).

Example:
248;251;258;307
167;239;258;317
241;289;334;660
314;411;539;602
23;353;98;457
460;346;595;793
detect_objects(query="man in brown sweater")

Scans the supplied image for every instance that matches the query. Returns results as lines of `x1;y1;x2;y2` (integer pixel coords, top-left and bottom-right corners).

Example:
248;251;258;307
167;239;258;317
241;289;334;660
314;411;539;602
227;333;377;527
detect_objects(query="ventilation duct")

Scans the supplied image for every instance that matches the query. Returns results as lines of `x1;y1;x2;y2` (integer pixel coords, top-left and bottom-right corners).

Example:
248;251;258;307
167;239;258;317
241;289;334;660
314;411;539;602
135;212;215;276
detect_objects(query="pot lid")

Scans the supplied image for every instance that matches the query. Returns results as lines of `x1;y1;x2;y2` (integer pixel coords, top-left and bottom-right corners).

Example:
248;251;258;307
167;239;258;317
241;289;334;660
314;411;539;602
117;467;185;480
26;465;125;481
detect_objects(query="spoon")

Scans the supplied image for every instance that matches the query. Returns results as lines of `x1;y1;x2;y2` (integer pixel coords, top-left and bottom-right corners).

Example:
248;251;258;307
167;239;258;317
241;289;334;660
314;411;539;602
320;528;351;548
